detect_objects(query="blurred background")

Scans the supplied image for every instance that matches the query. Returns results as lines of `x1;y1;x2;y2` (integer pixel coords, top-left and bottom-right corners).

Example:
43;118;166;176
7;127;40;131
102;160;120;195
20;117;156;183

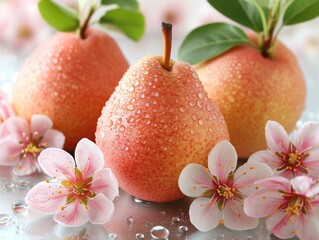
0;0;318;124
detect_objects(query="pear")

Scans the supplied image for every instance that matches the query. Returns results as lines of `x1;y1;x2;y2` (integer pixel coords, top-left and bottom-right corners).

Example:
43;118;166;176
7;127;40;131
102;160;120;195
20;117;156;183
96;22;229;203
12;0;145;152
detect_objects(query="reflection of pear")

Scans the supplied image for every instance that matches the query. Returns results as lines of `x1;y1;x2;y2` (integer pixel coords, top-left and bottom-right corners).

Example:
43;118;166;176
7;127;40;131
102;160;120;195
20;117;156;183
96;22;229;202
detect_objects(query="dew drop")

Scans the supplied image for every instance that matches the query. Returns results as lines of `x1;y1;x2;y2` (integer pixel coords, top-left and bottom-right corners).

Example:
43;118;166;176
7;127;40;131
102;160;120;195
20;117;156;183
179;107;186;113
134;80;140;86
11;200;29;213
192;114;197;121
136;109;141;115
190;130;195;135
178;225;188;233
107;120;113;127
127;216;134;224
116;118;122;125
129;86;135;92
16;224;23;233
207;104;213;111
0;214;10;225
161;145;168;151
127;116;135;123
198;119;204;125
100;131;105;138
108;233;117;239
119;125;126;132
188;101;195;108
140;93;145;99
16;180;30;189
150;226;169;239
5;182;15;191
160;211;166;215
135;233;145;239
127;104;135;111
197;100;204;108
198;92;204;99
171;217;180;223
152;92;159;97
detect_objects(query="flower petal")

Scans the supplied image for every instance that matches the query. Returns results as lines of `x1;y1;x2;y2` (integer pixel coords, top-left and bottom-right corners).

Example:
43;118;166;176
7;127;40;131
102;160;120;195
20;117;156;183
255;176;291;192
297;214;319;240
208;140;237;183
244;189;285;218
38;148;75;180
54;199;88;227
290;176;313;195
265;121;289;153
91;169;119;201
234;162;273;196
248;150;282;170
303;150;319;179
25;181;69;214
87;193;114;224
42;129;65;149
266;212;296;239
223;200;258;230
13;155;37;176
189;197;221;232
296;121;319;152
2;116;28;142
0;140;21;165
306;184;319;198
74;138;104;178
30;115;53;138
178;163;213;197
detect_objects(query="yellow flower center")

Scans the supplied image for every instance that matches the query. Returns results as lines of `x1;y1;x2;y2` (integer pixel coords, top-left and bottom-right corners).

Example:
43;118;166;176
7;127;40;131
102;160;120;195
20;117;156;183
217;185;234;199
72;182;87;195
288;152;301;166
23;143;41;154
286;204;301;217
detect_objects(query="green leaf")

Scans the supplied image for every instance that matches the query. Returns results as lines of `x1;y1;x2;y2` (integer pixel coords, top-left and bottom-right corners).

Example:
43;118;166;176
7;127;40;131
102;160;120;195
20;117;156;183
38;0;80;32
207;0;264;32
178;23;250;65
101;0;139;10
283;0;319;25
100;8;145;41
256;0;269;7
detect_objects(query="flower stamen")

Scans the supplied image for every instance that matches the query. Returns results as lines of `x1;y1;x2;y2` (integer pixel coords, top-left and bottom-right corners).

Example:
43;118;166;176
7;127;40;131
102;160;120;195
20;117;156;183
217;185;234;199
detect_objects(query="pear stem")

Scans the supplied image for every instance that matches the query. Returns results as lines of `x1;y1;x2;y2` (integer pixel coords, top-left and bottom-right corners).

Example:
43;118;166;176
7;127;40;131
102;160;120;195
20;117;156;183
79;7;95;39
161;22;172;71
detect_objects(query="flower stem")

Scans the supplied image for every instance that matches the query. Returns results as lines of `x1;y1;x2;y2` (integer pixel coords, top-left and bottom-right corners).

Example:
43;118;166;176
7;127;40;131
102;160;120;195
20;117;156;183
161;22;172;71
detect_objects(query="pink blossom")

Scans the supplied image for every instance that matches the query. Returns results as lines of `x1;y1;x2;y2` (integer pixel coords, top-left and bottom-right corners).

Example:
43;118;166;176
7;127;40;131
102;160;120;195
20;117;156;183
0;90;15;124
178;140;273;232
0;0;51;52
25;138;119;227
0;115;65;176
248;120;319;179
244;176;319;240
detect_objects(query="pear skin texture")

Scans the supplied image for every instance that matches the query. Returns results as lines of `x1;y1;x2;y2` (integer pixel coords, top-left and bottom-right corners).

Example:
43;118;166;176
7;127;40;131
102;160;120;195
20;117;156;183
12;29;129;152
96;56;229;202
195;38;306;158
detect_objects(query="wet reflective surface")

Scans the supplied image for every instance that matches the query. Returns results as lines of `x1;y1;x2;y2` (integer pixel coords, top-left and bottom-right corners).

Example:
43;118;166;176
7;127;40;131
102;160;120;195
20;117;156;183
0;164;299;240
